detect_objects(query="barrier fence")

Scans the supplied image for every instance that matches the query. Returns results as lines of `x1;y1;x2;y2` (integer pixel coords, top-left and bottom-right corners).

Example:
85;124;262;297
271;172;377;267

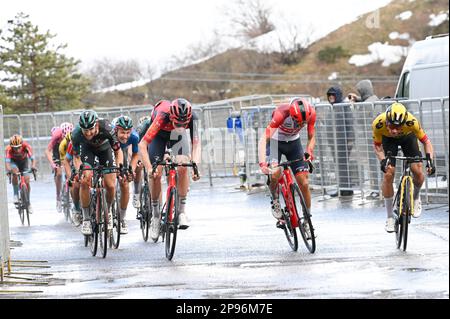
0;105;10;281
1;96;448;204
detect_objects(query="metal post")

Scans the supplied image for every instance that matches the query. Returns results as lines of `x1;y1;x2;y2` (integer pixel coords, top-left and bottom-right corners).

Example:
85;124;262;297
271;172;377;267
440;98;449;199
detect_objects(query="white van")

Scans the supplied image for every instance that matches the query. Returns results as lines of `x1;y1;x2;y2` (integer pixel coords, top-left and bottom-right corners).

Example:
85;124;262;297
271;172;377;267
395;34;449;99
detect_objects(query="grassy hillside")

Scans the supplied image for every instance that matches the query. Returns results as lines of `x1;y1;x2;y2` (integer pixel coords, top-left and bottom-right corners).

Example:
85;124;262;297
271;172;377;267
89;0;449;107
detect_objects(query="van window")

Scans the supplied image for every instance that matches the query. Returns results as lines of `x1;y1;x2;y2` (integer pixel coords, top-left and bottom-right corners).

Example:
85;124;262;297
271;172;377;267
398;71;410;99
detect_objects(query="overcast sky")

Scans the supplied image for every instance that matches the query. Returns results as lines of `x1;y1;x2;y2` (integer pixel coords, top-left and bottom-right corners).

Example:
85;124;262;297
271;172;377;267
1;0;392;70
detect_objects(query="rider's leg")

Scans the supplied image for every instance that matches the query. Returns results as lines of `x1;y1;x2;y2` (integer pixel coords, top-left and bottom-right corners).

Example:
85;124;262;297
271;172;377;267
119;178;129;221
411;163;424;200
11;167;19;198
54;166;63;201
295;172;311;209
103;173;116;208
80;170;93;220
382;166;396;218
150;167;163;217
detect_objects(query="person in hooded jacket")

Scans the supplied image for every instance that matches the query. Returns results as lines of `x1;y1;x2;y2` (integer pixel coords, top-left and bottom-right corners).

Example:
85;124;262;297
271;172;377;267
356;79;380;199
326;86;355;197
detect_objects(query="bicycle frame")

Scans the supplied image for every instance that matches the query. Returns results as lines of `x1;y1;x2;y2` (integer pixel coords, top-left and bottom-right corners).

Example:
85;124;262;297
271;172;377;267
277;168;299;228
165;167;177;223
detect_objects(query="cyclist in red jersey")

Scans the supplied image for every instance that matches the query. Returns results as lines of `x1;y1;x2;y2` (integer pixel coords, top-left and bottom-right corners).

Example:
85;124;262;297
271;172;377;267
45;126;65;213
258;98;316;226
138;99;201;241
5;135;37;213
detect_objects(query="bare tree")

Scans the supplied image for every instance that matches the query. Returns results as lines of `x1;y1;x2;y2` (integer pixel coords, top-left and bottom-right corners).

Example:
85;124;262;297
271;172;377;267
224;0;275;40
84;58;143;90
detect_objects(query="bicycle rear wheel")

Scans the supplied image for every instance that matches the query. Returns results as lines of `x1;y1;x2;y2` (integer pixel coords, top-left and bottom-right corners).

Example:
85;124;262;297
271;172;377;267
165;187;179;260
278;189;298;251
292;184;316;253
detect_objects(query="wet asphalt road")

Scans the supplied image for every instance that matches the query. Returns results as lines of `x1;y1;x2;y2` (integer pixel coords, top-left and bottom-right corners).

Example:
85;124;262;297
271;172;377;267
2;178;449;299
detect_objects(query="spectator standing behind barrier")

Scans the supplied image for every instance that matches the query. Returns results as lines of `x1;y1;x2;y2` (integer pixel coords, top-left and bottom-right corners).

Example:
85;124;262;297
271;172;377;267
326;86;355;197
356;79;380;199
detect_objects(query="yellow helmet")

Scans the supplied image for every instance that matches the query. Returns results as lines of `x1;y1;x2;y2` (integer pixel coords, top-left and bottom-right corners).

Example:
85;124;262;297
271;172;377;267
10;134;23;147
386;102;408;126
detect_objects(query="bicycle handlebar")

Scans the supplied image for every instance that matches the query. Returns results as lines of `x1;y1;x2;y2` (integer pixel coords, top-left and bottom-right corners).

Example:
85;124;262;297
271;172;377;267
151;160;199;177
270;158;314;174
386;151;427;163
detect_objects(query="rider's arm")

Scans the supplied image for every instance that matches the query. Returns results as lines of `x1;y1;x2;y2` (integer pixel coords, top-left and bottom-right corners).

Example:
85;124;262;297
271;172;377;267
5;148;12;172
305;110;317;156
139;116;163;171
25;143;36;169
73;155;82;172
373;143;385;162
423;140;434;159
45;146;54;165
115;148;124;167
190;115;201;164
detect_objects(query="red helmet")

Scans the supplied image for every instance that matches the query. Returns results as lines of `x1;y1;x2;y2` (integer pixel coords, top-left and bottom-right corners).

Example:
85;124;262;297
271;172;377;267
289;98;312;124
169;98;192;127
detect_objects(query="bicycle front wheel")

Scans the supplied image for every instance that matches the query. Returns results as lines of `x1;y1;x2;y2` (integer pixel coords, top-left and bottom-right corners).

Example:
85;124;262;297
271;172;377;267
110;187;121;249
140;183;151;242
165;187;179;260
20;186;30;227
278;188;298;251
292;184;316;253
398;176;413;251
99;189;109;258
89;193;99;256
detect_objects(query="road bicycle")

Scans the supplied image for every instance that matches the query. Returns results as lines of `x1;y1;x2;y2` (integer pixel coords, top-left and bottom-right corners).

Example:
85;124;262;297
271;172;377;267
79;165;120;258
137;167;152;242
151;157;199;260
110;164;133;249
61;176;73;224
268;158;316;253
8;169;37;226
386;151;428;251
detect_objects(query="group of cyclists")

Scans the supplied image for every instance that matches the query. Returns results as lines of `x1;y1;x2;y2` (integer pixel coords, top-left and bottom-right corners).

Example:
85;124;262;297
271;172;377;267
6;98;200;243
6;97;436;246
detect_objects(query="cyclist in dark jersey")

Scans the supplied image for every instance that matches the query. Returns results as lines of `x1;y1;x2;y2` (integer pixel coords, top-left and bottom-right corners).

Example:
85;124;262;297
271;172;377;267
71;110;123;235
138;99;201;241
111;115;140;234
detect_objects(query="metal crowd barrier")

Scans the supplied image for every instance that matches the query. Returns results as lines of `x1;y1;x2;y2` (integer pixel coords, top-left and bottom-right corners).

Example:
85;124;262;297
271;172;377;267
240;98;449;204
0;105;11;281
2;96;448;203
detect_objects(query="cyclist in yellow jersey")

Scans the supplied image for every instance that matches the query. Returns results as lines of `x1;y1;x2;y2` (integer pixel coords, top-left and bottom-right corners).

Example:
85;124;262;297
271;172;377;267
372;102;436;232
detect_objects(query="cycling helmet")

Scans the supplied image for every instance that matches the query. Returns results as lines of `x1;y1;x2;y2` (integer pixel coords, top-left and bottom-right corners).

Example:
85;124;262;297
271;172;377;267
386;102;408;126
51;126;59;134
169;98;192;126
111;117;119;126
138;115;151;125
115;115;133;130
289;98;313;124
60;122;74;137
10;134;23;147
79;110;98;129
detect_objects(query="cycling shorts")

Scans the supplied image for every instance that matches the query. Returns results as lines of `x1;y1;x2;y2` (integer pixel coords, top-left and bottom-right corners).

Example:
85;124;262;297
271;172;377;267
266;138;309;174
382;134;422;167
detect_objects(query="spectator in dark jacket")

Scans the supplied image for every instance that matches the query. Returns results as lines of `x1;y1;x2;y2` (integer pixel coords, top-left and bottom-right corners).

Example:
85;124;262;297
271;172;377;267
356;79;380;199
326;86;355;197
